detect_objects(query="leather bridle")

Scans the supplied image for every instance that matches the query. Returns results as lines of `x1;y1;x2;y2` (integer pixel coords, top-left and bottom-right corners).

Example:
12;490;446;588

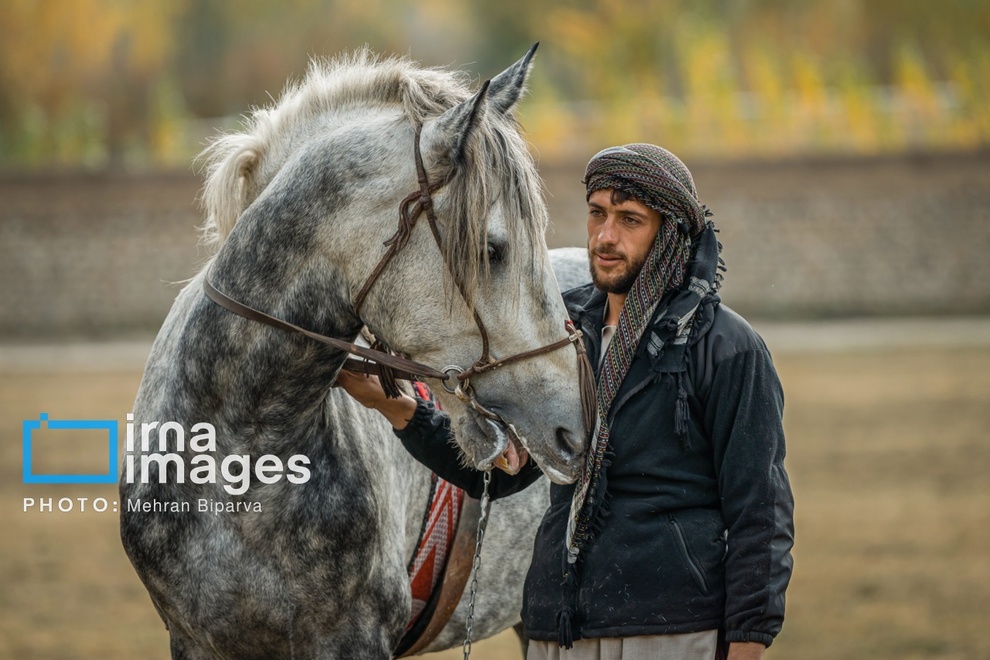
204;122;596;436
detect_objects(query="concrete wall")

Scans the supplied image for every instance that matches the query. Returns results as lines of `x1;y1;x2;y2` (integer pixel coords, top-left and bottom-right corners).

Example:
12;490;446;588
1;173;205;337
2;151;988;337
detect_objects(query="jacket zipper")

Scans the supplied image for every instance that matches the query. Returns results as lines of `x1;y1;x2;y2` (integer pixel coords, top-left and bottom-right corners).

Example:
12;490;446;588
668;514;710;593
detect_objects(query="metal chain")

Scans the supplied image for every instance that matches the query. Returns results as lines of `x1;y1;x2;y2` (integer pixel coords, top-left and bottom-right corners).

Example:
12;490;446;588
462;470;492;659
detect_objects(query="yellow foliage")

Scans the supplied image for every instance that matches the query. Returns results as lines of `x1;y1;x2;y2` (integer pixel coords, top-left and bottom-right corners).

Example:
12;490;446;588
0;0;185;101
1;0;988;168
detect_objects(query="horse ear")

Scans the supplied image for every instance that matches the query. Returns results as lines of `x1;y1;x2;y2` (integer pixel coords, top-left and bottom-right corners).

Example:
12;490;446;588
487;42;538;115
420;43;537;167
421;79;490;167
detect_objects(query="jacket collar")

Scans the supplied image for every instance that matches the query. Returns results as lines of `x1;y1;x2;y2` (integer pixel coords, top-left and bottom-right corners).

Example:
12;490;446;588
565;283;720;372
563;283;606;325
564;283;718;341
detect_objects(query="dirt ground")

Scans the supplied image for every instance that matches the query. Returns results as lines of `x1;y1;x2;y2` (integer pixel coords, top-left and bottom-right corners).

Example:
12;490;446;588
2;341;989;659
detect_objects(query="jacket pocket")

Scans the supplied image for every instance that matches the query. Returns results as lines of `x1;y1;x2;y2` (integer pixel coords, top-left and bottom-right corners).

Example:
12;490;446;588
667;514;711;594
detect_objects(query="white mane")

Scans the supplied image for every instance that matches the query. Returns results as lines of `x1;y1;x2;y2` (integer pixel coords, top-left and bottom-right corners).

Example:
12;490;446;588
198;48;473;249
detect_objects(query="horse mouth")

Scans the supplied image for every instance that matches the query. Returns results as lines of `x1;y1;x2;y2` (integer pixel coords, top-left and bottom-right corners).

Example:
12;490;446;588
471;413;526;474
490;421;529;476
470;411;578;485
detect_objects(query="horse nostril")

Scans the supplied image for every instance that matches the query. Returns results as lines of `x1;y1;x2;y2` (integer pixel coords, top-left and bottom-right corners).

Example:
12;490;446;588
555;427;585;456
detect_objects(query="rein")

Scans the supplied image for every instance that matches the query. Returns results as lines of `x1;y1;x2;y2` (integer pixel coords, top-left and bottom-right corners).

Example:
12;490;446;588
203;278;450;381
203;121;596;434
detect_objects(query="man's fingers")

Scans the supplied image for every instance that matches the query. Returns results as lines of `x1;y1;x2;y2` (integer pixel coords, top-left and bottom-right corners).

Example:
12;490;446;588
335;369;388;409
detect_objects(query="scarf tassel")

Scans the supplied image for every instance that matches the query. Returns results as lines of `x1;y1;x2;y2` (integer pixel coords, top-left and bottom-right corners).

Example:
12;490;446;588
556;606;575;649
556;562;580;649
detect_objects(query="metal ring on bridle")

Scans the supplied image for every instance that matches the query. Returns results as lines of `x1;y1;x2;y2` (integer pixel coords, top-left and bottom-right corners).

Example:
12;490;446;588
440;365;465;394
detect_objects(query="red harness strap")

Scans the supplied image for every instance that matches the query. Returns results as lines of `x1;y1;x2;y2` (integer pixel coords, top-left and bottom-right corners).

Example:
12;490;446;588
405;473;464;630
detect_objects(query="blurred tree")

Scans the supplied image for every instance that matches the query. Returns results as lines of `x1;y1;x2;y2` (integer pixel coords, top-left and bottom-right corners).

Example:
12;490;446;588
0;0;187;168
0;0;987;169
465;0;545;75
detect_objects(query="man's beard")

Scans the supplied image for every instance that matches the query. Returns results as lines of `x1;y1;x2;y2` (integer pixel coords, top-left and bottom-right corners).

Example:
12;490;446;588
588;247;647;295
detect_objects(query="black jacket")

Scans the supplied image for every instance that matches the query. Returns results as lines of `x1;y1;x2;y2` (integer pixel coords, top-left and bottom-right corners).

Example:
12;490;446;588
396;284;794;647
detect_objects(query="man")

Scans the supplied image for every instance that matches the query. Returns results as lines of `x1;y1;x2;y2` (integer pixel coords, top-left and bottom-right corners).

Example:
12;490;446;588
338;143;794;659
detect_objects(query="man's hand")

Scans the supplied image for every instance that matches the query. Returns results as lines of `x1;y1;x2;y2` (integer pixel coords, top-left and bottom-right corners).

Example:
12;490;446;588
335;369;388;409
727;641;766;660
334;370;417;430
336;370;529;474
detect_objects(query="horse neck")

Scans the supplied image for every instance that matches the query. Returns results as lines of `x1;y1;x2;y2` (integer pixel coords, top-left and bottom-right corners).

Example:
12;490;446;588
139;289;335;451
140;207;362;456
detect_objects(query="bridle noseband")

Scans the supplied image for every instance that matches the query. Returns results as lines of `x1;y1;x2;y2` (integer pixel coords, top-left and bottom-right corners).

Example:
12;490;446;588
204;122;596;436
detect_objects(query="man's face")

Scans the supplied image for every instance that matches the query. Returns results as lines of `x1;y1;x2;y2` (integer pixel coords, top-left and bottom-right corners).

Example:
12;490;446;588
586;188;663;294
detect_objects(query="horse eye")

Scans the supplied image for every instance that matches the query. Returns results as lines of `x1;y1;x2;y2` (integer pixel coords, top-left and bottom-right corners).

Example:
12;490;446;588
486;242;506;265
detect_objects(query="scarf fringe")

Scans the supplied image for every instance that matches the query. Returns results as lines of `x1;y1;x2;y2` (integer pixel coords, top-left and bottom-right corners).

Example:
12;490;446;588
575;449;613;547
588;487;612;541
675;372;691;450
589;452;613;540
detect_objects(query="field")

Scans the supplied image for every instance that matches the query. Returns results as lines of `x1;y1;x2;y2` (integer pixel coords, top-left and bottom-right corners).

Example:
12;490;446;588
2;341;989;659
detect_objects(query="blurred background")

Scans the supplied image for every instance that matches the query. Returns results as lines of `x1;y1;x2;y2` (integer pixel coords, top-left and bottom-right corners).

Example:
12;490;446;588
1;0;988;658
2;0;990;169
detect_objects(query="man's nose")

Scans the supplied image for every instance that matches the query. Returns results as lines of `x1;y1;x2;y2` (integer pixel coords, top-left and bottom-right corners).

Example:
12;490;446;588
595;216;619;244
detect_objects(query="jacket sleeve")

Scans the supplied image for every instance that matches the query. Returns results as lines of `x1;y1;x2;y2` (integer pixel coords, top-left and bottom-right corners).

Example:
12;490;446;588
705;347;794;647
394;397;544;500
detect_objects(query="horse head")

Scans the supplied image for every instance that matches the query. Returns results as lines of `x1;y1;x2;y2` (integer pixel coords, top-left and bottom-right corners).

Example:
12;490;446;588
199;46;586;483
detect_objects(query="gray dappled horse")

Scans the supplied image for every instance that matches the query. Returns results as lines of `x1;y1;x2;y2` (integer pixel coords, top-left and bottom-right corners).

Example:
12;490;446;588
120;48;591;658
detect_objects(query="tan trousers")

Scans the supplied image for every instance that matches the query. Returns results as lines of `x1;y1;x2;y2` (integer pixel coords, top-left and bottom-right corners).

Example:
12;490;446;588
527;631;718;660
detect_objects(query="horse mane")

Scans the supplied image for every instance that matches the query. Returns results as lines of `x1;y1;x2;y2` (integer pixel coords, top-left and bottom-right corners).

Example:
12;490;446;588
198;47;548;307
